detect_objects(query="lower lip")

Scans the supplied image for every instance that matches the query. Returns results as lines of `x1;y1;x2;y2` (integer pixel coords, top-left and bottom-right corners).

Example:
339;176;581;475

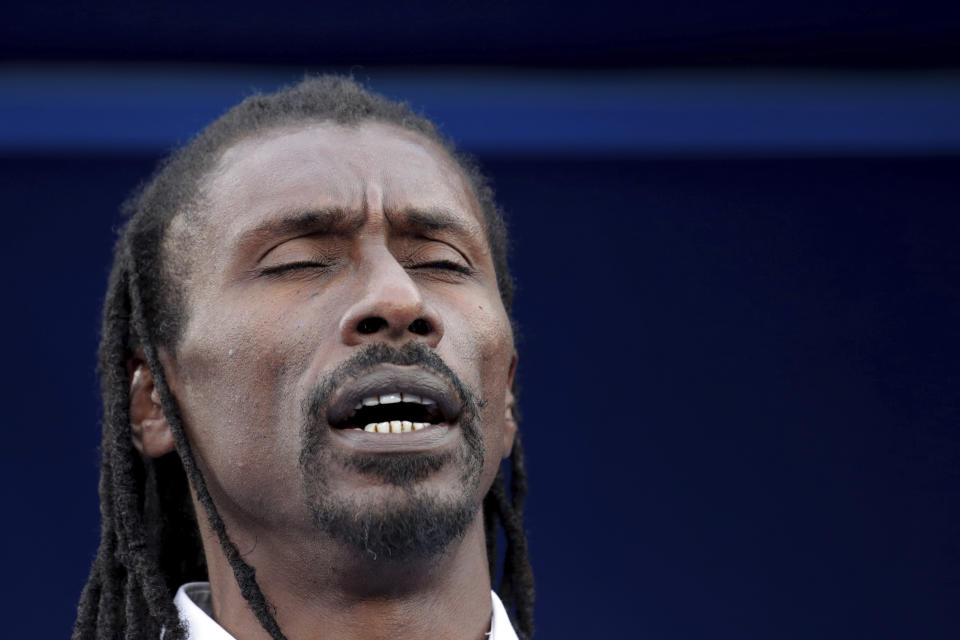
331;423;456;452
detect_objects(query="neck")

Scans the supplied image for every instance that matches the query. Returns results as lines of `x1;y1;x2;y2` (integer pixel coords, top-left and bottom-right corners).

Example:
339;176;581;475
198;514;494;640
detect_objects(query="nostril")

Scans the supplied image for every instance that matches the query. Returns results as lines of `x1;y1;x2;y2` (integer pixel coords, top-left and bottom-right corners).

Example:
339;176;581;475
408;318;431;335
357;317;386;335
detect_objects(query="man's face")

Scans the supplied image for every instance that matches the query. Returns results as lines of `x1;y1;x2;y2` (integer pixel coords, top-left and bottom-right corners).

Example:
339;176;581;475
163;121;516;558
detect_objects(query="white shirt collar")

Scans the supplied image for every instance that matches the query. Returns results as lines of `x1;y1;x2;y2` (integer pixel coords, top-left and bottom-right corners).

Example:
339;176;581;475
174;582;519;640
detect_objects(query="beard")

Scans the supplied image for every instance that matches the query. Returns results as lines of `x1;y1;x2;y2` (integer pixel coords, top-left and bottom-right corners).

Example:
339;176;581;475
298;343;486;561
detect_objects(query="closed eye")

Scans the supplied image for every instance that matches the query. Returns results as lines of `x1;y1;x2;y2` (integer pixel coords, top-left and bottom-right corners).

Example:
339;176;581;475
259;260;333;278
409;260;473;276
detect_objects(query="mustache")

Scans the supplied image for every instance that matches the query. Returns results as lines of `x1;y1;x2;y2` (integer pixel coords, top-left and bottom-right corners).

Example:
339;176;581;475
302;342;483;425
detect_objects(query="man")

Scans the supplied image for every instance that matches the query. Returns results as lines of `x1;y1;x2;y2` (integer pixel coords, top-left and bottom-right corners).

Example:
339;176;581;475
74;76;534;640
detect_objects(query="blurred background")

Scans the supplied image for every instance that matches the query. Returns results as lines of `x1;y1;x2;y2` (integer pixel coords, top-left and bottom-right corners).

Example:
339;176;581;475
2;1;959;637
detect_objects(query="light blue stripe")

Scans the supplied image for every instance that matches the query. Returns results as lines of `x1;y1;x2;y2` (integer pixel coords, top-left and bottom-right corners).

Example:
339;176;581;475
1;66;958;154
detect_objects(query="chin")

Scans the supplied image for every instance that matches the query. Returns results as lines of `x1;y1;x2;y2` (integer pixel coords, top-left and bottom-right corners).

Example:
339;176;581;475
308;484;482;561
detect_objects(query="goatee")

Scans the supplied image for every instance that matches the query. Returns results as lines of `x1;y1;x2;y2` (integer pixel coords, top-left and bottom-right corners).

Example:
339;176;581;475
298;343;486;560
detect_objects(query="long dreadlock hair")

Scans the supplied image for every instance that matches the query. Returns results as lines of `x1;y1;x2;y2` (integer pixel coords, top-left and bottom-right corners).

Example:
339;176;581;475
73;76;534;640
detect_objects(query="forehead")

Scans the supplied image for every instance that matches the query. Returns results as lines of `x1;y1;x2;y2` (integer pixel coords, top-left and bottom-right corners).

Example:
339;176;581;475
198;121;482;236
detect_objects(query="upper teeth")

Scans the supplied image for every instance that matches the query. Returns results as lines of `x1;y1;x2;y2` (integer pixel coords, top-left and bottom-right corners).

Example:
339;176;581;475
356;392;437;409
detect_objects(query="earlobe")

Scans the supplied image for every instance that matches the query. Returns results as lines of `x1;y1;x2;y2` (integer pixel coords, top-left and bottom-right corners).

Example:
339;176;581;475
501;352;519;459
127;353;176;458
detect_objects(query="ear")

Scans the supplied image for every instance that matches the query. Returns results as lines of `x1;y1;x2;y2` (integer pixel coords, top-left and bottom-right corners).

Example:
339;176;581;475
126;349;176;458
501;352;519;459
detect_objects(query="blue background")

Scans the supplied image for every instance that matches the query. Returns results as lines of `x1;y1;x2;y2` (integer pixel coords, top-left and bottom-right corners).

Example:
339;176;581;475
2;2;959;638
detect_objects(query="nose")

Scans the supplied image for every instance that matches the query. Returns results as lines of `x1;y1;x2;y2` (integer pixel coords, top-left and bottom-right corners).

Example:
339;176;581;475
339;249;444;348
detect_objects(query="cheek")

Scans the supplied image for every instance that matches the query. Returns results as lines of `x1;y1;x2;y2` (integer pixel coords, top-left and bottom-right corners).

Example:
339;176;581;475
169;299;324;519
478;303;514;391
175;285;339;426
440;297;515;461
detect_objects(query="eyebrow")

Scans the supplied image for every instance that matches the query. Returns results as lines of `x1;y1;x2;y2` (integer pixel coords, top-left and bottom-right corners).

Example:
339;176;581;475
235;206;480;259
390;207;480;238
236;208;366;256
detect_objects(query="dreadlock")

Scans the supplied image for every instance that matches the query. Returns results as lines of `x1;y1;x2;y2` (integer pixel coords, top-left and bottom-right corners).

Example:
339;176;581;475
73;75;535;640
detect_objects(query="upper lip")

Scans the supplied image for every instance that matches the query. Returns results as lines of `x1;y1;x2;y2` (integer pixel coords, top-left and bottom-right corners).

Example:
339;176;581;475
325;365;462;428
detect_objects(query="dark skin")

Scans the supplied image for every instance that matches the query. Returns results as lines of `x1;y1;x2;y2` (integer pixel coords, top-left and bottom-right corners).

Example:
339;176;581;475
128;122;518;640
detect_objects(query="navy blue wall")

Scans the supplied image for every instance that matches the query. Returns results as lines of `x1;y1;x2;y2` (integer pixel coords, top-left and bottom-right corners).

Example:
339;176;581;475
2;3;959;638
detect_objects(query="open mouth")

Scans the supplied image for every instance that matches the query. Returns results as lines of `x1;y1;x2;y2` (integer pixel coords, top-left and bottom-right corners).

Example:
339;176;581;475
325;367;462;435
336;392;445;433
